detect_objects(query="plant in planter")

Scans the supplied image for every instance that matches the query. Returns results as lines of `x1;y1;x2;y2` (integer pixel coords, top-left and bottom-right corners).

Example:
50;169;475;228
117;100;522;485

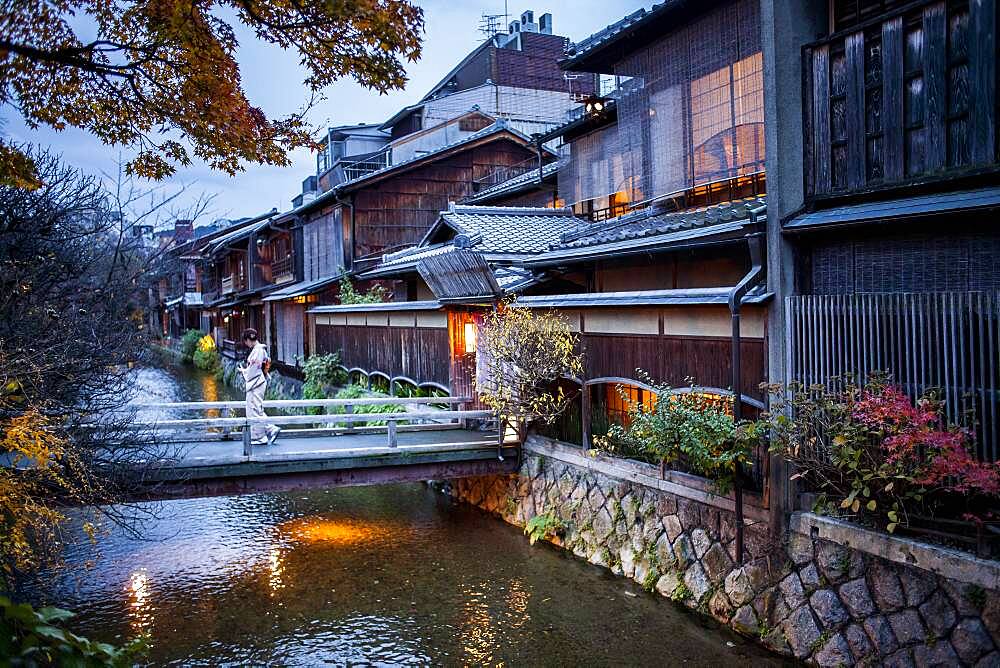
760;375;1000;533
594;375;757;495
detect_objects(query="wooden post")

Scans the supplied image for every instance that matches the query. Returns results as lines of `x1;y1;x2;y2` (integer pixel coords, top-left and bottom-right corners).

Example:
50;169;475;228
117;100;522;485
581;383;591;449
345;403;354;433
387;419;398;448
221;406;232;440
242;419;252;457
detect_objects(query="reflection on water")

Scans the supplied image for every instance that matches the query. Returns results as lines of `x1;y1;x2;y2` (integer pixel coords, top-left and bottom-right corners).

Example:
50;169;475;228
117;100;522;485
22;362;788;666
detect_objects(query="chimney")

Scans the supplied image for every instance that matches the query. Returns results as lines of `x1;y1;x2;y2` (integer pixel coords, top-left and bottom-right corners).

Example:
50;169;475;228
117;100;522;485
539;12;553;34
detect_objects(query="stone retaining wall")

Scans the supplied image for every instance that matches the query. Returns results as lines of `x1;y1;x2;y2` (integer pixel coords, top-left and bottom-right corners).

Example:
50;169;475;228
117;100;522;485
448;436;1000;666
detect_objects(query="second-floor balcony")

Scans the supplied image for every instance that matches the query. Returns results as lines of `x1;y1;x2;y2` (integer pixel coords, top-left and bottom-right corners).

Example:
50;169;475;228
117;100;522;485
803;0;997;202
221;273;244;294
270;255;295;284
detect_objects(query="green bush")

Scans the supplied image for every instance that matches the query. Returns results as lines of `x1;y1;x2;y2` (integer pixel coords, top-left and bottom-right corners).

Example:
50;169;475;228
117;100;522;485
192;347;220;373
301;352;348;414
178;329;202;364
593;373;756;494
0;596;146;666
326;384;406;427
524;511;565;545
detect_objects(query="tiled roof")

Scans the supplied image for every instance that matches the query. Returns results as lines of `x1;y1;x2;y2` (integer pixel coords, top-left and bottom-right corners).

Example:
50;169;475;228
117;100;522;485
553;196;767;250
439;204;583;253
561;2;681;70
464;161;561;204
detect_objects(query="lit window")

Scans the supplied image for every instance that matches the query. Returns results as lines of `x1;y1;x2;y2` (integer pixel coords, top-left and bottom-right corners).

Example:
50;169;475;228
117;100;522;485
463;322;477;353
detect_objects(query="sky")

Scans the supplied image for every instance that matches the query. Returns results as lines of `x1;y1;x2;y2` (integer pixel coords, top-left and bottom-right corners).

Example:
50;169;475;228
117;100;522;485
3;0;642;228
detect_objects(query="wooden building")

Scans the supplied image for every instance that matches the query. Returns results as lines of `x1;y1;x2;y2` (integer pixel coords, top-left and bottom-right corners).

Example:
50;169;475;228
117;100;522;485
778;0;1000;460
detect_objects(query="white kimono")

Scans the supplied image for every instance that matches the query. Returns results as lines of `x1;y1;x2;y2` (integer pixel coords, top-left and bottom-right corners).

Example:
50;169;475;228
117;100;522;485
241;342;276;444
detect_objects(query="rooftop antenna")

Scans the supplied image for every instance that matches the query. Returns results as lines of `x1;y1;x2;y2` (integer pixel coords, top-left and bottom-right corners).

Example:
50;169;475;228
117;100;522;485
478;12;504;40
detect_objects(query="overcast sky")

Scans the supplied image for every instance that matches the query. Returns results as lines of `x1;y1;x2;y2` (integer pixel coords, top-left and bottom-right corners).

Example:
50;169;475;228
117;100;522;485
3;1;642;226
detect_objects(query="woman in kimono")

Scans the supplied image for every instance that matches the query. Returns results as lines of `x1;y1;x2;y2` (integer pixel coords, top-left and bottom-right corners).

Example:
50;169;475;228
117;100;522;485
239;329;279;446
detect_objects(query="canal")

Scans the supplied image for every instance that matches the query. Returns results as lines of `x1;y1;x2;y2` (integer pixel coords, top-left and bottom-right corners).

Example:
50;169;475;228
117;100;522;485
27;361;787;666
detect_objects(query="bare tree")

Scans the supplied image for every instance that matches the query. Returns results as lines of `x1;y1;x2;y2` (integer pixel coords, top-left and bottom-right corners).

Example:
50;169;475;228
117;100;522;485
0;148;207;589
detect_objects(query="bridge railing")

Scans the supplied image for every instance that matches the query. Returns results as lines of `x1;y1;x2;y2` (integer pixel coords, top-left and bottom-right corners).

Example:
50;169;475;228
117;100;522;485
124;396;498;457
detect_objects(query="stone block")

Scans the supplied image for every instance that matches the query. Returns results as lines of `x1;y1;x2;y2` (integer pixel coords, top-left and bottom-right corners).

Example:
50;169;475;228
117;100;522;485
752;586;782;625
708;589;732;623
620;543;636;579
677;498;700;532
813;633;853;668
938;578;983;617
918;591;957;639
787;532;814;565
889;609;927;647
731;604;760;636
869;560;906;612
815;540;851;583
662;514;683;542
719;510;737;543
882;648;916;668
900;568;937;607
587;504;611;539
655;492;677;517
951;619;996;665
701;506;721;540
974;652;1000;668
912;641;960;668
864;614;900;655
845;622;874;661
691;529;711;559
838;577;876;617
810;589;850;628
684;562;711;603
702;543;733;584
725;567;755;608
782;605;821;659
655;571;680;598
779;572;806;610
673;534;695;570
982;594;1000;647
655;533;674;569
799;564;821;592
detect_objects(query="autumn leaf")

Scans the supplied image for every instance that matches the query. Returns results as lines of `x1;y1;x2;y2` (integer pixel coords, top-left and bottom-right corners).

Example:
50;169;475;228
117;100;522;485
0;0;425;185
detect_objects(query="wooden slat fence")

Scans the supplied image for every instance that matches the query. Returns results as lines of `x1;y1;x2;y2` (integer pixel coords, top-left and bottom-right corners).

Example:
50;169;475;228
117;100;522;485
787;292;1000;460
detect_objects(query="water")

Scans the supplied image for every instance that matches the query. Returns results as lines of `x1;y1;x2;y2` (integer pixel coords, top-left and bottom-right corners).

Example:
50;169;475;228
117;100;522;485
26;362;788;666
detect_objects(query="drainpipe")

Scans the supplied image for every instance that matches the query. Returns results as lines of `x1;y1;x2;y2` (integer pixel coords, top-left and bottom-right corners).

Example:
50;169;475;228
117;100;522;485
334;192;354;272
727;206;766;565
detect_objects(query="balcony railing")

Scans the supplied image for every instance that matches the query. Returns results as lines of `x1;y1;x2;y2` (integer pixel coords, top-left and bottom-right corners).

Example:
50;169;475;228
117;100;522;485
342;151;391;182
270;255;295;284
222;274;244;294
803;0;997;201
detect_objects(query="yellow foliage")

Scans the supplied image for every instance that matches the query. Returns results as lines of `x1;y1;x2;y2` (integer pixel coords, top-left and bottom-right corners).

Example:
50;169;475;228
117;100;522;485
0;409;75;578
477;300;583;427
197;334;216;353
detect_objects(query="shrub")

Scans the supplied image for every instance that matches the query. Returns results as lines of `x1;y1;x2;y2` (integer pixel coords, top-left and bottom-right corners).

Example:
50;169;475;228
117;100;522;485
178;329;202;364
192;335;220;372
301;352;347;414
594;375;756;494
326;385;406;426
0;596;146;666
760;375;1000;532
338;278;388;305
524;511;565;545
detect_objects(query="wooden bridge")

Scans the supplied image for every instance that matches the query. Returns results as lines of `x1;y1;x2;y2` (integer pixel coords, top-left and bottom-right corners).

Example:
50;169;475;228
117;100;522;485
121;397;518;499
